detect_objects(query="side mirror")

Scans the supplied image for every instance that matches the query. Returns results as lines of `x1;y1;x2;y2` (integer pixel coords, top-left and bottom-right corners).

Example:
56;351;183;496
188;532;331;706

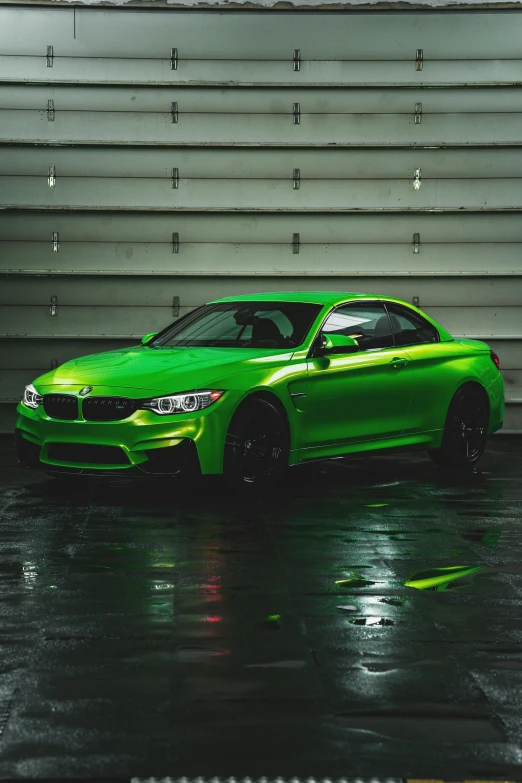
141;332;157;345
322;333;359;355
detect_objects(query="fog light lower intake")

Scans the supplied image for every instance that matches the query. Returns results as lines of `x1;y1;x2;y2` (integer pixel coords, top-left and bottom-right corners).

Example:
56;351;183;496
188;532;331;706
141;440;200;475
15;429;42;468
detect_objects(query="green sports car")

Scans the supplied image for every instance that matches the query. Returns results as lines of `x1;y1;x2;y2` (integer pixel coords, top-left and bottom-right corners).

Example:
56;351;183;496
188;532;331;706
16;292;504;490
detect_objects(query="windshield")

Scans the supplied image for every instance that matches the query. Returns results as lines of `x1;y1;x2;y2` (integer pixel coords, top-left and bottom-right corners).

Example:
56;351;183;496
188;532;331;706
152;301;323;349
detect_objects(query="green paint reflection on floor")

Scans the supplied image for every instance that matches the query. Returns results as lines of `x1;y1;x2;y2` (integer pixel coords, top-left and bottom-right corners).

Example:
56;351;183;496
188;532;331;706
405;565;484;592
336;573;376;588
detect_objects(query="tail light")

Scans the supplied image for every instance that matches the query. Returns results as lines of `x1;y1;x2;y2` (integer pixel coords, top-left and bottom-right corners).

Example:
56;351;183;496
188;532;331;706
490;349;500;369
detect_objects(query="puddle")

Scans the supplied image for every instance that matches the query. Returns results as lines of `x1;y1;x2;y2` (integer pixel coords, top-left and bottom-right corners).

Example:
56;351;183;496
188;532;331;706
349;617;394;626
405;565;484;592
379;596;407;606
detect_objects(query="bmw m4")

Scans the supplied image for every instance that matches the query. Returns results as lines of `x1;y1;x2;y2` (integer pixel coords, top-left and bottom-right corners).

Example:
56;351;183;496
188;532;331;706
16;292;504;490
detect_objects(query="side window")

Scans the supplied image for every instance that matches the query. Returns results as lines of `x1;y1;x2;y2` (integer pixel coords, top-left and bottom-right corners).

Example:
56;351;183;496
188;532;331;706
386;304;439;347
322;302;393;351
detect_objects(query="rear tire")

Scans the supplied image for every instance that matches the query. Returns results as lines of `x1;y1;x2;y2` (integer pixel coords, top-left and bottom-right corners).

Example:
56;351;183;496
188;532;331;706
428;385;488;470
224;397;289;493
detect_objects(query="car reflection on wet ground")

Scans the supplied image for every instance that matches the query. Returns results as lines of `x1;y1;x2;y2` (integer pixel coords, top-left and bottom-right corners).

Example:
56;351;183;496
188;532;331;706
0;436;521;780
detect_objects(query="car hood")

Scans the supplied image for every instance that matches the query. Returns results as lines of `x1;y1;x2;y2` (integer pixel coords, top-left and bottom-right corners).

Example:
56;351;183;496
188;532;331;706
34;345;294;395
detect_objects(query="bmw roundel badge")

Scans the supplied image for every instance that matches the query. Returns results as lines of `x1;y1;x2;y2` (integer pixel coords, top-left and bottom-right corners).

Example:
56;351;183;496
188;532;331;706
79;386;93;397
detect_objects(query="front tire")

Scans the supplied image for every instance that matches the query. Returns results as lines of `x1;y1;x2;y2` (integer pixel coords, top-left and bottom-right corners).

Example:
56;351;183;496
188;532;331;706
428;385;488;469
224;397;289;493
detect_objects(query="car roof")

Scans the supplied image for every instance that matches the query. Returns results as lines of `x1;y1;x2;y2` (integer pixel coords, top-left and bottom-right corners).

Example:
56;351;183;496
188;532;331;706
211;291;381;306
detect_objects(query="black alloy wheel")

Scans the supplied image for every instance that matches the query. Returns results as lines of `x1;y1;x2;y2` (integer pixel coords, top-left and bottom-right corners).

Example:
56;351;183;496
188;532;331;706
224;397;289;492
429;385;489;469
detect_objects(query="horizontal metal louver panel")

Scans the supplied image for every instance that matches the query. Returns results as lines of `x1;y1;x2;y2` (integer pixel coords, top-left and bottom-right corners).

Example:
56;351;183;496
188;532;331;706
0;306;191;338
2;57;522;87
3;86;522;115
3;242;522;277
4;176;522;211
3;9;522;60
2;276;522;307
2;111;522;146
1;113;520;148
3;148;522;180
3;211;522;242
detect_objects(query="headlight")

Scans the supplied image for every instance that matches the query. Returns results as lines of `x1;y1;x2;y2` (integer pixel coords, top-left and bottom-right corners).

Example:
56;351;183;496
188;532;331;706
23;383;43;409
141;390;224;415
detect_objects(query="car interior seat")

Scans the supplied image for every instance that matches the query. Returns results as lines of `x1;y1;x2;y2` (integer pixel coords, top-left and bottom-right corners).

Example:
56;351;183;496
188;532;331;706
250;318;284;348
374;314;401;336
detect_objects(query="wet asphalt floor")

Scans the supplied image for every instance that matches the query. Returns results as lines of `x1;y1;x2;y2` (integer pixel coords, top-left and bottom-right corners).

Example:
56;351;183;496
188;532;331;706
0;436;522;781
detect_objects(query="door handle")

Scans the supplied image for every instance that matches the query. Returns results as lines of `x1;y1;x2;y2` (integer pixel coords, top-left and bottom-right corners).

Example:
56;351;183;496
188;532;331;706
389;357;409;369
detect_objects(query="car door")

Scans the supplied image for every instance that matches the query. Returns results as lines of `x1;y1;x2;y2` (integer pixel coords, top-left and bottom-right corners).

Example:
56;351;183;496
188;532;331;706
385;302;452;434
299;301;415;449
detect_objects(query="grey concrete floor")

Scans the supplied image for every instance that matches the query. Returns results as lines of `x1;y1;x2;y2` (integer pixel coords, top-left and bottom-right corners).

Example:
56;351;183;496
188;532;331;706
0;436;522;780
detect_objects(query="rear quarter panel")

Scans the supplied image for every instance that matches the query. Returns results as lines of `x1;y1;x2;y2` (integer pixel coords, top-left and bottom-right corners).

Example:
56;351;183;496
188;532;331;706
402;340;499;438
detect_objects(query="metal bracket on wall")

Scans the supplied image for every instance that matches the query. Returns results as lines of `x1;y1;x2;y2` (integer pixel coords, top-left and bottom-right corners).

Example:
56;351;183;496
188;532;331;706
47;100;55;122
412;232;420;254
292;233;300;254
293;49;301;71
413;168;422;190
415;49;423;71
170;48;178;71
52;231;59;252
412;296;420;307
171;102;178;124
414;102;422;125
172;232;180;253
48;165;56;188
46;45;54;67
172;296;180;317
172;167;179;189
293;102;301;125
293;168;300;190
50;296;58;317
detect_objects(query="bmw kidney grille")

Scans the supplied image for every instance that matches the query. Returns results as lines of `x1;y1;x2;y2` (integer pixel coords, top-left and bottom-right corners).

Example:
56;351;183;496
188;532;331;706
43;394;79;421
81;396;137;422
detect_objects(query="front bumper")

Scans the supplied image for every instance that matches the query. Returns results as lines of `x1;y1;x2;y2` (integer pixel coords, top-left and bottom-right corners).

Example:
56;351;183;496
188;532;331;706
15;428;200;477
15;393;233;475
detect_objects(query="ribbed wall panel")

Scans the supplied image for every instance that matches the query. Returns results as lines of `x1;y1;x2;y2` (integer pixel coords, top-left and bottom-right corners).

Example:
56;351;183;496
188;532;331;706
1;7;521;429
